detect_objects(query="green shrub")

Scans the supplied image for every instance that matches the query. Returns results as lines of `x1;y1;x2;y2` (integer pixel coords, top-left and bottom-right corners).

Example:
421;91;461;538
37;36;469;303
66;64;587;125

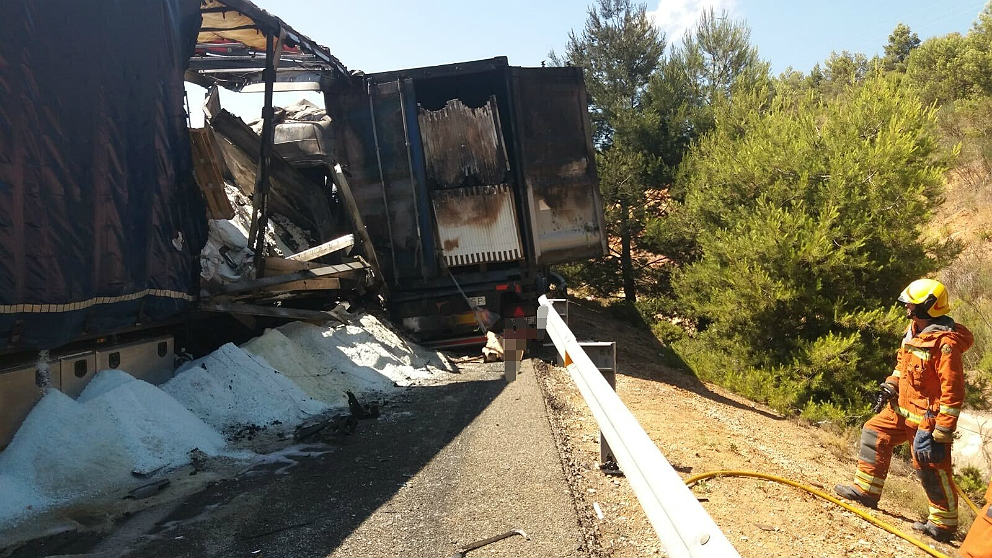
940;248;992;410
670;75;951;420
651;319;685;345
955;466;990;507
800;400;851;425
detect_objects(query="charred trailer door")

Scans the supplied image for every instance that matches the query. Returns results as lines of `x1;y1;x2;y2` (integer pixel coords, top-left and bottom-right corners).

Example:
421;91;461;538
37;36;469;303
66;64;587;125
509;67;607;265
324;78;434;286
325;59;605;343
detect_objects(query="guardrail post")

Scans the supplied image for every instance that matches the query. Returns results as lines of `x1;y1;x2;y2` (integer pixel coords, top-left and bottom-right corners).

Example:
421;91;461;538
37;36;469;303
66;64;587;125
579;341;617;465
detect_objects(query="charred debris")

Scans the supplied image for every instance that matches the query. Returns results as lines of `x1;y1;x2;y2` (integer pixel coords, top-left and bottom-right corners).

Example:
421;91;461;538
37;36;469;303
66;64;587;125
187;0;607;347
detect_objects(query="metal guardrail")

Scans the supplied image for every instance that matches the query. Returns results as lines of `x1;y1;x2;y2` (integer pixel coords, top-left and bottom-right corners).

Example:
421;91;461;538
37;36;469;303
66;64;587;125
537;295;740;558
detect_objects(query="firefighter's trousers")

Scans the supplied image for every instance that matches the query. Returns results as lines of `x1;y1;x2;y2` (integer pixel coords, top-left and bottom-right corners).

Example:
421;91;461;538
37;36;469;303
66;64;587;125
852;407;957;531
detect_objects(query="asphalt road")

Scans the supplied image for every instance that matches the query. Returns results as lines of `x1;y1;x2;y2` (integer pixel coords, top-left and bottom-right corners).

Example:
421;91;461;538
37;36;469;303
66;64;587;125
10;360;585;558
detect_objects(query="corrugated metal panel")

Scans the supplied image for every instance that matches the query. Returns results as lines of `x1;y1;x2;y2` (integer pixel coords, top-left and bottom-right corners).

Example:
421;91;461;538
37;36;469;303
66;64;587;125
432;184;523;267
418;97;509;189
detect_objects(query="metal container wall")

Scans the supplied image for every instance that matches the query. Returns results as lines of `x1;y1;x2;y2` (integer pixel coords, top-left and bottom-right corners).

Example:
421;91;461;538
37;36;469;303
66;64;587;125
510;67;607;265
58;351;97;399
0;364;47;450
94;336;175;387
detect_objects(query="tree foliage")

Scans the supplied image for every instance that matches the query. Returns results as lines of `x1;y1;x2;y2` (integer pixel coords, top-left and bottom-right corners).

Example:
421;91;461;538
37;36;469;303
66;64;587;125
550;0;665;146
883;23;921;72
813;51;873;99
904;5;992;105
551;0;666;302
649;9;768;152
671;76;954;415
639;10;769;267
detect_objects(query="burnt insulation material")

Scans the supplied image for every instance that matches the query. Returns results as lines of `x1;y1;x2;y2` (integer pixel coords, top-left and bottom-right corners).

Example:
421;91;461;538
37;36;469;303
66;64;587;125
0;0;207;351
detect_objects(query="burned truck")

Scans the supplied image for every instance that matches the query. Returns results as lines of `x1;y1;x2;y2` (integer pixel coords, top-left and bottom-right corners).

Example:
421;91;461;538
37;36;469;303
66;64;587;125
0;0;604;448
324;58;607;346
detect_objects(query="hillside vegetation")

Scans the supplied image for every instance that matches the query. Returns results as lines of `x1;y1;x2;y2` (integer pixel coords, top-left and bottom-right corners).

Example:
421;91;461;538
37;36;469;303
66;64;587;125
556;1;992;422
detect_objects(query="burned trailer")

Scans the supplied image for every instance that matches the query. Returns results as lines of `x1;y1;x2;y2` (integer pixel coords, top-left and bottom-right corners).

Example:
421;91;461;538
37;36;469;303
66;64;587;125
325;57;607;345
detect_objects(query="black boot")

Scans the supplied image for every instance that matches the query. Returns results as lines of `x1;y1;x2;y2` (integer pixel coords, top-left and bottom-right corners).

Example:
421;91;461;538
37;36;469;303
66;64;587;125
911;521;954;543
834;484;879;509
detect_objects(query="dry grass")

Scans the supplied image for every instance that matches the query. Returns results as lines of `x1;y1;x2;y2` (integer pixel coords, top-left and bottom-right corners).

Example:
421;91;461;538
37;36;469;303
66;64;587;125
810;424;861;462
928;142;992;406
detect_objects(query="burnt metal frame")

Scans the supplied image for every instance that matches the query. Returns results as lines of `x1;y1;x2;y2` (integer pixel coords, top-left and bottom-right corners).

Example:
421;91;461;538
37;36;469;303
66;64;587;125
399;78;437;280
245;31;279;275
396;80;425;279
363;59;541;287
365;81;400;285
192;1;352;277
201;0;348;76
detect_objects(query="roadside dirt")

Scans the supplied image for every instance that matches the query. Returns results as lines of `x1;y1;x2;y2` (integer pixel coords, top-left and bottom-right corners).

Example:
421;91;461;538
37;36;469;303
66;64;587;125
536;300;974;558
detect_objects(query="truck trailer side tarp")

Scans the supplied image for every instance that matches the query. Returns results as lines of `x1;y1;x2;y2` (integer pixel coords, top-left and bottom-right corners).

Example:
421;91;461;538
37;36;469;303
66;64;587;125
0;0;207;351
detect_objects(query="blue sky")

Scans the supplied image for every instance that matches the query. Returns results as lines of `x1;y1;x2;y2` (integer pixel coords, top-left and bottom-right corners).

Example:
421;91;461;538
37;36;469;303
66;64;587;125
192;0;988;122
258;0;986;73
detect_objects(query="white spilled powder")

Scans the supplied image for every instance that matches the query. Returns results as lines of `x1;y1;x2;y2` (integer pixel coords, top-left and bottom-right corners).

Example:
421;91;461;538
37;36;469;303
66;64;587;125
241;328;385;405
77;371;227;475
0;472;50;526
0;313;452;532
274;314;455;389
239;444;331;477
0;390;134;524
0;372;232;528
163;343;328;431
270;213;313;253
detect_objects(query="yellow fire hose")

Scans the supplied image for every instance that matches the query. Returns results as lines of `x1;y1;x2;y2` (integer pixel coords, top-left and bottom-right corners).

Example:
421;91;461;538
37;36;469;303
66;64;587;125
684;470;983;558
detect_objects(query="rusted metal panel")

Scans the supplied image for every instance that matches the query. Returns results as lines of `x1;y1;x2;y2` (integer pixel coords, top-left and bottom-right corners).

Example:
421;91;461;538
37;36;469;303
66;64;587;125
510;67;607;265
432;185;524;267
418;97;509;189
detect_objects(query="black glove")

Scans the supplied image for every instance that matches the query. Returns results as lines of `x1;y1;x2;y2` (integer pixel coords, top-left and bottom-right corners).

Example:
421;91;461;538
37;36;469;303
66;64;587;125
913;428;947;465
871;382;898;414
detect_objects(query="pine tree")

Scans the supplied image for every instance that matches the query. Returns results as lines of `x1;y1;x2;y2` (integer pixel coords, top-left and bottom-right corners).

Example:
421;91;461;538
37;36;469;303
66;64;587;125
883;23;921;72
551;0;666;302
672;75;954;418
639;10;769;271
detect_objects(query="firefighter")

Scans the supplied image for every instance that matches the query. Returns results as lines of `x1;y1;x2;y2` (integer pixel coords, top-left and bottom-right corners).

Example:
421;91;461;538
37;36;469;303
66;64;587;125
959;479;992;558
834;278;973;543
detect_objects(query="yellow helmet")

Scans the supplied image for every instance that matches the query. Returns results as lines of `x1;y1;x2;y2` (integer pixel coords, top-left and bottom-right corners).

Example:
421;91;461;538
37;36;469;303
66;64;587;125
898;278;950;318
